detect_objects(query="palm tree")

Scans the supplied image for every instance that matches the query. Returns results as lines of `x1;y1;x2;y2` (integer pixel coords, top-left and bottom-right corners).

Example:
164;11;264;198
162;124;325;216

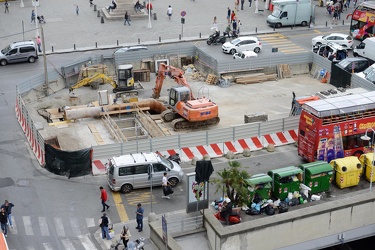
211;160;250;207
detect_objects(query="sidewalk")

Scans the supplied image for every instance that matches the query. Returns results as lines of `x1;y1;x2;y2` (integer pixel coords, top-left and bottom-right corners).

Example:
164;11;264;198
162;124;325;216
0;0;354;53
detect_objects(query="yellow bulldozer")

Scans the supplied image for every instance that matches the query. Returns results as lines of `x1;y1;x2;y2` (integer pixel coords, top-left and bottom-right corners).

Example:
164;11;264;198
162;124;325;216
69;64;139;94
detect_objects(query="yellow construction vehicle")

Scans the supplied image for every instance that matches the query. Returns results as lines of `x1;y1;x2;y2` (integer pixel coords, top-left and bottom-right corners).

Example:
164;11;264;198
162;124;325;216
69;64;138;94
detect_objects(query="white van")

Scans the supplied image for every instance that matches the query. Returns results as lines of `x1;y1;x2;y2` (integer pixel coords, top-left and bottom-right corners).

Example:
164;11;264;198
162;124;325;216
107;152;184;193
0;41;39;66
353;37;375;62
267;0;313;28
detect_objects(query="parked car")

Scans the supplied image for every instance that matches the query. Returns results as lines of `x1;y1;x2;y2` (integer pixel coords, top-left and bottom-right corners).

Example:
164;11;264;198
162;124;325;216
233;51;258;59
314;42;348;63
311;33;354;49
356;63;375;79
0;41;39;66
336;57;370;73
113;45;148;54
222;36;262;55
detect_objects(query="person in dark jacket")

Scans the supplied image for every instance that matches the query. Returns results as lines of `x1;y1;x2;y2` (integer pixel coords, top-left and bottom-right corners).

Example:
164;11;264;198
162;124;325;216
124;11;131;25
0;207;8;237
100;213;111;240
220;199;232;225
1;200;14;227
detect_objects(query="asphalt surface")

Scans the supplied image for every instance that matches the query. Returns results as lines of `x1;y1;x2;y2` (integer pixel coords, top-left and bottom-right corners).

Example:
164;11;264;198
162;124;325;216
0;0;358;249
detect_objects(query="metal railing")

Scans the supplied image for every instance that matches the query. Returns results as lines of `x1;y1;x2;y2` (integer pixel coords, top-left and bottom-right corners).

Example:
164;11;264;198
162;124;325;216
154;215;204;236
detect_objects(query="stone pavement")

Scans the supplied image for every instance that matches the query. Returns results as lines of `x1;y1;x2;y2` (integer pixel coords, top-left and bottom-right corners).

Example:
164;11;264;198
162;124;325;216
0;0;355;53
0;1;356;249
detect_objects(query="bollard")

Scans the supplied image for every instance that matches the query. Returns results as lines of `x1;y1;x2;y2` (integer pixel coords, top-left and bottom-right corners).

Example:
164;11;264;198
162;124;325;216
326;21;327;27
179;34;181;40
94;4;97;11
138;38;140;44
74;44;76;50
255;27;257;33
95;42;97;48
101;16;104;23
51;46;54;52
97;10;100;17
117;40;119;46
199;32;201;38
342;20;344;25
273;25;275;31
159;37;161;42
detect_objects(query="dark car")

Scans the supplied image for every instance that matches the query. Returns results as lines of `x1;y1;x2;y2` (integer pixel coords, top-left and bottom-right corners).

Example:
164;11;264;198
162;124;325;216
336;57;371;73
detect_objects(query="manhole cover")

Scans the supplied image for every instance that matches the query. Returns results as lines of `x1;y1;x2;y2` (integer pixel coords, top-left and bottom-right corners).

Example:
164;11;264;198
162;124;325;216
16;179;31;187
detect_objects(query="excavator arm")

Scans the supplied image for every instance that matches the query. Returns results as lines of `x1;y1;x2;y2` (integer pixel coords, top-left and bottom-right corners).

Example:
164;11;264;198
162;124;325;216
69;73;118;92
152;63;194;99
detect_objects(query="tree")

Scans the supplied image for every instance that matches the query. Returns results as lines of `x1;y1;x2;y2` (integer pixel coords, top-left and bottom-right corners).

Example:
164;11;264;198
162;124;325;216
211;160;251;207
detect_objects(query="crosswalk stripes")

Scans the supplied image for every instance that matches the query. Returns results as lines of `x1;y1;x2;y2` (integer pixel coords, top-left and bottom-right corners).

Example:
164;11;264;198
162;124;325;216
257;33;307;54
8;215;101;250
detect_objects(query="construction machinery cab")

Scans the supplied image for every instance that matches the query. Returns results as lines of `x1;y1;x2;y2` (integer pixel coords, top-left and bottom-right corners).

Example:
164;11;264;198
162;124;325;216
116;64;135;92
169;86;190;106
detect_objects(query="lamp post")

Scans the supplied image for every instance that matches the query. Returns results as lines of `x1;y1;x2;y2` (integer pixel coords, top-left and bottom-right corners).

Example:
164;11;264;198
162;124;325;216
360;128;375;191
32;0;39;37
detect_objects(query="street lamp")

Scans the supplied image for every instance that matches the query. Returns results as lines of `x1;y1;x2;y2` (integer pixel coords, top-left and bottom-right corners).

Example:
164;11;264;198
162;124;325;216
360;128;375;191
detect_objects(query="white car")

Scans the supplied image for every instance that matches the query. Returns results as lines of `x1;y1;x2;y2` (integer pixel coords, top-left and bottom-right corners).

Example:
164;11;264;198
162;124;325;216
311;33;354;49
233;51;258;59
356;63;375;81
222;36;262;54
113;46;148;54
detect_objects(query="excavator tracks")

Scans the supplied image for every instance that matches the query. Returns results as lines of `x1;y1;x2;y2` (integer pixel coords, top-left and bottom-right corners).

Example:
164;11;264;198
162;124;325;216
161;109;178;122
171;117;220;131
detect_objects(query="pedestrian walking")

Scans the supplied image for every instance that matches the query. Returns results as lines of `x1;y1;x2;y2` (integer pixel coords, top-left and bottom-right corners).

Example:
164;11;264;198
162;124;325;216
36;36;42;52
99;186;110;212
162;172;172;199
135;203;144;232
237;19;242;34
1;200;14;228
146;2;153;15
353;0;357;7
124;11;131;25
31;9;36;23
332;6;339;24
230;10;236;23
99;212;111;240
4;0;9;13
249;0;252;8
235;0;240;11
89;0;93;7
241;0;245;10
0;207;8;238
232;19;237;36
227;7;231;23
120;226;131;248
167;5;173;20
76;5;79;15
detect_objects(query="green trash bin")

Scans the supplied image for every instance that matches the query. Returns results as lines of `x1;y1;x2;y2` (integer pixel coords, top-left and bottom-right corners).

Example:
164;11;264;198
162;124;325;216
299;161;334;195
245;173;273;205
268;166;303;200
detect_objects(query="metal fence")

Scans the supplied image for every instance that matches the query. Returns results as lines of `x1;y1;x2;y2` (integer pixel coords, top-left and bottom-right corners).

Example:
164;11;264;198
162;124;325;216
154;215;204;236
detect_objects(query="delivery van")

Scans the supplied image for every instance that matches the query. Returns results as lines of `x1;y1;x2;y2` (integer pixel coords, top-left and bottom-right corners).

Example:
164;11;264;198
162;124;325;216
353;37;375;62
0;41;39;66
267;0;313;28
107;152;184;193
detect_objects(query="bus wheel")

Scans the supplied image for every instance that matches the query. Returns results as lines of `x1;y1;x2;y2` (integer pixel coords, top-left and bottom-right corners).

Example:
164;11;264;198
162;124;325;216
353;150;363;159
301;21;307;27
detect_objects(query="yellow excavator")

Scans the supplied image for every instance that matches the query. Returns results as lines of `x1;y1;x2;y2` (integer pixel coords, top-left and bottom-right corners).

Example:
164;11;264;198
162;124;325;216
69;64;137;94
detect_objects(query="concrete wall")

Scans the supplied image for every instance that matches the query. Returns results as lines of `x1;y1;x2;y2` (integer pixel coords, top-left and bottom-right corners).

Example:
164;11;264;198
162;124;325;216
204;190;375;250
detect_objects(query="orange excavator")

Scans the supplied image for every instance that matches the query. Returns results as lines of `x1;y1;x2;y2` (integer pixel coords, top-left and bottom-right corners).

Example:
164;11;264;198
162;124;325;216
152;63;220;131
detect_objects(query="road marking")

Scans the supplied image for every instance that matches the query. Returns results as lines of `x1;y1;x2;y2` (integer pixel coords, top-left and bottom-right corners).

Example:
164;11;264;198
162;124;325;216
112;191;129;222
78;233;97;250
61;238;77;250
39;217;49;236
54;217;65;237
23;216;34;235
42;242;54;250
126;190;158;206
9;215;18;235
313;30;322;34
70;217;81;237
86;217;95;228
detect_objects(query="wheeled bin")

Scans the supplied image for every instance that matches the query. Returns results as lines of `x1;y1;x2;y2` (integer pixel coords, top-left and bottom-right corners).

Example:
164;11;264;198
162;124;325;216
359;153;375;183
268;166;303;200
299;161;334;194
245;173;273;204
330;156;362;189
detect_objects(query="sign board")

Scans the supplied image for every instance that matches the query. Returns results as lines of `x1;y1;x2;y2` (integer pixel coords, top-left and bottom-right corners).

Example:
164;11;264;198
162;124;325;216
272;48;278;53
181;11;186;17
162;215;168;242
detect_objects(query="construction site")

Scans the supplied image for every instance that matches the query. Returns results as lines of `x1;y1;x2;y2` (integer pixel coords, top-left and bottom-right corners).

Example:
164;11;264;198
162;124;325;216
21;56;334;153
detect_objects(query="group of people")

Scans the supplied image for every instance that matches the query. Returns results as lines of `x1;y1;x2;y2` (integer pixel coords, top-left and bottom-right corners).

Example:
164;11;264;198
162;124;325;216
0;200;15;238
327;0;353;25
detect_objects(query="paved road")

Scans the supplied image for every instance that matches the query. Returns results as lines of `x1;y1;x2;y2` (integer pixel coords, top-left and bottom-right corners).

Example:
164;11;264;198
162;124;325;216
0;0;355;52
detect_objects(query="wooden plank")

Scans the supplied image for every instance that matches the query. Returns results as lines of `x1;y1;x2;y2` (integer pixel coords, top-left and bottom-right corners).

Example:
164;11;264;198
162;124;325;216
48;120;72;126
87;124;98;133
100;107;150;115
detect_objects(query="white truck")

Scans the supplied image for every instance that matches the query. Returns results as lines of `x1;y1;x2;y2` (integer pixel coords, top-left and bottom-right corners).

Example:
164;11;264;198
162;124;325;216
266;0;313;28
353;37;375;63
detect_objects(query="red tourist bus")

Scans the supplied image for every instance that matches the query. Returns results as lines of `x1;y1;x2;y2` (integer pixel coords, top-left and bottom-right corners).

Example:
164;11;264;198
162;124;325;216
349;2;375;40
298;91;375;163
